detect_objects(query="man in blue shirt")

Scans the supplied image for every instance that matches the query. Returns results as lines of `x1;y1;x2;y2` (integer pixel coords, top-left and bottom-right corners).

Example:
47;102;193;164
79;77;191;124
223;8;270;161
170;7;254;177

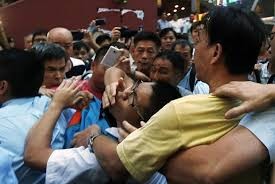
0;49;73;183
0;147;18;184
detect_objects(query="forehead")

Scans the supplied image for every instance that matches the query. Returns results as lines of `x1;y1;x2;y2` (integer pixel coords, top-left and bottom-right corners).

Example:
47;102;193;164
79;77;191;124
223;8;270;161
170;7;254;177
153;58;173;68
135;82;153;107
135;40;157;50
162;31;176;38
175;44;190;51
48;32;73;44
44;58;66;67
34;34;47;40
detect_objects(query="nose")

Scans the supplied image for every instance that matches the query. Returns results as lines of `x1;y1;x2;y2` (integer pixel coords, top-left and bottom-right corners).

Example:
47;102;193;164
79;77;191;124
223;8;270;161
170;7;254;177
150;72;159;81
55;71;63;79
141;51;148;59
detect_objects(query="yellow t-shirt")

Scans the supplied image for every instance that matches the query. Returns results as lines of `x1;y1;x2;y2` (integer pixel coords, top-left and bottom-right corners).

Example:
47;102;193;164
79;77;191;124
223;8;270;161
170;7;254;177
117;94;241;182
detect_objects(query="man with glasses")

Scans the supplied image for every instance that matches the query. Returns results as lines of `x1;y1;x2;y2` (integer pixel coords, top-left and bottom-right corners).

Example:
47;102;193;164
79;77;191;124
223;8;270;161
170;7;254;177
87;6;267;184
24;64;181;183
47;27;86;78
251;27;275;84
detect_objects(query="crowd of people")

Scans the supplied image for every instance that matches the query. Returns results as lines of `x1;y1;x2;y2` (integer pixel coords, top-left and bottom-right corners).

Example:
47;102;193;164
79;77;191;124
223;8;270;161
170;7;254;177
0;5;275;184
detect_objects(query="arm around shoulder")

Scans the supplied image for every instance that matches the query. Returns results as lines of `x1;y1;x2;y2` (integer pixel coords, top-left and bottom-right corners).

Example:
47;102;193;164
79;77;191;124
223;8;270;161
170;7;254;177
164;125;269;184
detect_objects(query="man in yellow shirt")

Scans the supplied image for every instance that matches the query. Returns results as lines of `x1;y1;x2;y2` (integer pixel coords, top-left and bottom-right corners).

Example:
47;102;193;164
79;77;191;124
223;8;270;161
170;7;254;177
91;6;266;183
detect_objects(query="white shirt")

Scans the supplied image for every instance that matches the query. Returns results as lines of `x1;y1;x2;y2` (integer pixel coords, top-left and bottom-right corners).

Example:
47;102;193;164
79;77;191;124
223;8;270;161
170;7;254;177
46;128;167;184
240;106;275;162
169;19;183;33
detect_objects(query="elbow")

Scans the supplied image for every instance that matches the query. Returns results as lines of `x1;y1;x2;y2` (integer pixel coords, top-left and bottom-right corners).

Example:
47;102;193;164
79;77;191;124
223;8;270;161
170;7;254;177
24;144;40;168
105;160;128;182
24;143;51;171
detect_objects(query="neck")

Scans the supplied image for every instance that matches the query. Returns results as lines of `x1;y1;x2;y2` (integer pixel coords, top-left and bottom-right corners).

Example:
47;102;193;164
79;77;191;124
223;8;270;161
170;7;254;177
268;62;275;74
0;91;12;104
89;77;104;94
207;74;248;93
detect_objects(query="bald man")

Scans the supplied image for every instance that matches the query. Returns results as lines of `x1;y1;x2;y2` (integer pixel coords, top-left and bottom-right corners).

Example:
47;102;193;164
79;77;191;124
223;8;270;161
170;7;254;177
47;27;86;78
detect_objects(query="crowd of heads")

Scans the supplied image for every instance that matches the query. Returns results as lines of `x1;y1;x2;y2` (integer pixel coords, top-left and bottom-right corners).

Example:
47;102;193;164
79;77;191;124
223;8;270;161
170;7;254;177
0;5;274;183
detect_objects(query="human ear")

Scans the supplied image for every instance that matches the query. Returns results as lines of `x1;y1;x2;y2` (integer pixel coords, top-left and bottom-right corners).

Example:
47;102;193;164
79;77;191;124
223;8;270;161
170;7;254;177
0;80;8;95
210;43;223;64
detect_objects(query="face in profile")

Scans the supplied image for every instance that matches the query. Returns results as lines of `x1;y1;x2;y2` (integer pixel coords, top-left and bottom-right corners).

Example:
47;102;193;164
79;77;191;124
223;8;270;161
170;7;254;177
43;58;66;88
109;81;153;128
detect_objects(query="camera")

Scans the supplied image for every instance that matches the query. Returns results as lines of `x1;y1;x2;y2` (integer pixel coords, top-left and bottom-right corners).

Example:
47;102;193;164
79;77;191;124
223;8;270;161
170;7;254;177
95;19;106;26
119;27;138;38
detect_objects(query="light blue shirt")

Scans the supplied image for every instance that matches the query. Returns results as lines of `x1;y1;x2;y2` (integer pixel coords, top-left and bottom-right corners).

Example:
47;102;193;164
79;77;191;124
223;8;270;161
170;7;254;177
178;68;192;91
157;19;171;30
193;81;209;94
178;68;209;94
240;106;275;162
0;96;73;184
0;147;18;184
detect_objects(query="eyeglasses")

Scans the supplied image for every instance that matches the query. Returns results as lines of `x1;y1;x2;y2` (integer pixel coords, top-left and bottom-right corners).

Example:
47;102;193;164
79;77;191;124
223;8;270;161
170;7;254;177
128;80;145;121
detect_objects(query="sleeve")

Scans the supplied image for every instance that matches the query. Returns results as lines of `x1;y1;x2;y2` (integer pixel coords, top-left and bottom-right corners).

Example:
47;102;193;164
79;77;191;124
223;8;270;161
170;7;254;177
116;103;182;182
46;147;109;184
240;106;275;162
0;148;18;184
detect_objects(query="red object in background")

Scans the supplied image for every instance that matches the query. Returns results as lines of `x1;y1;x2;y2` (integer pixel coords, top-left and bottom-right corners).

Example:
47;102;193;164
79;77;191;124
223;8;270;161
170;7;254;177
0;0;157;48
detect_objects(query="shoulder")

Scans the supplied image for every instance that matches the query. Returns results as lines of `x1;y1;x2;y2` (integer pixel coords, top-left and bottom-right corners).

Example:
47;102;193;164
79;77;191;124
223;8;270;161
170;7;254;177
70;57;85;66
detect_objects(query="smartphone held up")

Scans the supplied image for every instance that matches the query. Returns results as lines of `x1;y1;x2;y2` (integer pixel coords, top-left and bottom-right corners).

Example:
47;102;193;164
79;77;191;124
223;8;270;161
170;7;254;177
100;46;123;67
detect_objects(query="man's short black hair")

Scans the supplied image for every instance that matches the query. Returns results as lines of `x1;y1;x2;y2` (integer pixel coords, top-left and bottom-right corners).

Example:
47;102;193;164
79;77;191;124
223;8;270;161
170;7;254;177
202;6;266;74
154;50;186;73
190;21;202;33
31;42;67;64
172;39;193;55
94;45;110;64
0;49;43;98
143;81;181;121
95;34;111;46
32;29;48;43
73;41;90;52
133;32;161;49
159;27;177;39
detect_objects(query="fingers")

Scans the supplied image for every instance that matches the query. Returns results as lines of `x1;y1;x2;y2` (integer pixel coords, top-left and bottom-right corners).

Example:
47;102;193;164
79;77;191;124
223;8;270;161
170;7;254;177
118;128;128;142
212;82;240;98
117;77;126;92
102;91;111;109
122;120;137;133
140;121;146;127
225;102;253;119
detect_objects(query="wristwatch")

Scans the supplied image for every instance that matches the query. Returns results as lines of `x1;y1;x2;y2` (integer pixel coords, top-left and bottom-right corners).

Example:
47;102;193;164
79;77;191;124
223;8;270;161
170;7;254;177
88;132;102;152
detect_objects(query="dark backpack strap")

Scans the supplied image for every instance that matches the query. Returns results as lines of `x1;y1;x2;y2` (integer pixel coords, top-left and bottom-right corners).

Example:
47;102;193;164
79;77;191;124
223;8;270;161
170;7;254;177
267;74;275;84
189;64;196;92
253;69;262;83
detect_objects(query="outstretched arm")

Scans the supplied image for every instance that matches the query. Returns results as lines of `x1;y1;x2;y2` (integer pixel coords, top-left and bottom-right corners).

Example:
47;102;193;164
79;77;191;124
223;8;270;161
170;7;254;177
213;81;275;119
